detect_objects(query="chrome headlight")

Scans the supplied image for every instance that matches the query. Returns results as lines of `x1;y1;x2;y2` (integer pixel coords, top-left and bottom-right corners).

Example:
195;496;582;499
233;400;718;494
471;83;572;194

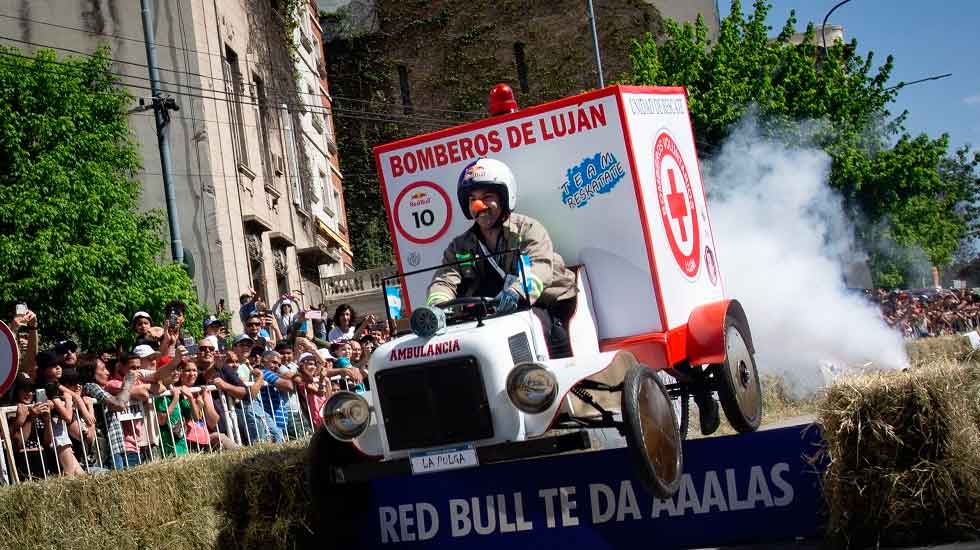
506;362;558;414
322;391;372;441
410;305;446;337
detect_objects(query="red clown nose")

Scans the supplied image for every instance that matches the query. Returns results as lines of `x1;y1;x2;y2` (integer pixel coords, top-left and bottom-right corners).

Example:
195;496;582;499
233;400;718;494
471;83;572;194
470;199;488;216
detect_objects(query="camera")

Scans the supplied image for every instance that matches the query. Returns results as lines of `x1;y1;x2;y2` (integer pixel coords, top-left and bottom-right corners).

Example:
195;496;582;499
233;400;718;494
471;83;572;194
34;388;47;402
15;303;27;316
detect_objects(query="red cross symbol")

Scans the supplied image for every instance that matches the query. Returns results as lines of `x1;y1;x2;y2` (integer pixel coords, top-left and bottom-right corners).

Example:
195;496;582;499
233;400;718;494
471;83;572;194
666;168;689;242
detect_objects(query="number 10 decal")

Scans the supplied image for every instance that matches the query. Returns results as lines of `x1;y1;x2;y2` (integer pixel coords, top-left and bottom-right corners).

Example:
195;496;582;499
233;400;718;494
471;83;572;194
394;181;453;244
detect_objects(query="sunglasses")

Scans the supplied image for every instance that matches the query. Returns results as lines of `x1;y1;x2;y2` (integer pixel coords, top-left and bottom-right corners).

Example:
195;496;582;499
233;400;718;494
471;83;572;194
246;322;261;327
198;347;215;353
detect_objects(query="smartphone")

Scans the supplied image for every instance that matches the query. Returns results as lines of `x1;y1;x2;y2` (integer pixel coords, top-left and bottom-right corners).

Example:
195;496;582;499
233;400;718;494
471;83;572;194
34;388;47;402
167;310;178;329
15;303;27;316
306;310;323;320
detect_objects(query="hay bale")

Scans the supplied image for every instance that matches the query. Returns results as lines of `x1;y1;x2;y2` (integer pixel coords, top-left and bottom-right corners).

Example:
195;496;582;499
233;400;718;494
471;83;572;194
906;335;975;366
0;442;310;550
819;361;980;548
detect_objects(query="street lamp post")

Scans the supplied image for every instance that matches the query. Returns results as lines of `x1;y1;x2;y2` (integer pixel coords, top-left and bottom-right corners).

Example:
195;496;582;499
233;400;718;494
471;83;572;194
586;0;604;88
821;0;853;50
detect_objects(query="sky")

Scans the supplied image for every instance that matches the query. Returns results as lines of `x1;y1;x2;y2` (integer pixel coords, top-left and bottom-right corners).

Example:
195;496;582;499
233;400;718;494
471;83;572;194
718;0;980;152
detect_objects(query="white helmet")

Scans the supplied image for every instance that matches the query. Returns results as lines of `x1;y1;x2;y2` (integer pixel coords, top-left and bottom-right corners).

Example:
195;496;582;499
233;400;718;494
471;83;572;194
457;158;517;220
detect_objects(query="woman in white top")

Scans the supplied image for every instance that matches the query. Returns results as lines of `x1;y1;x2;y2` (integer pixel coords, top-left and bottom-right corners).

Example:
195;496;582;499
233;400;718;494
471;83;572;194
327;303;375;342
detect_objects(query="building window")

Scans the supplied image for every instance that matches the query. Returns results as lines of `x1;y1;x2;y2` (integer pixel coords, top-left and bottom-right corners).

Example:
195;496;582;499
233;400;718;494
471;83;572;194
321;171;333;216
397;64;412;115
223;45;249;167
308;84;324;134
324;111;335;147
245;232;265;300
514;42;529;94
273;247;290;298
254;74;274;184
280;106;306;211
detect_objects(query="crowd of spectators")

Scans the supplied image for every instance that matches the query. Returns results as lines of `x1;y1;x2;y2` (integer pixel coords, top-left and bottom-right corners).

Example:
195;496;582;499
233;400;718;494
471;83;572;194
1;293;392;483
867;287;980;339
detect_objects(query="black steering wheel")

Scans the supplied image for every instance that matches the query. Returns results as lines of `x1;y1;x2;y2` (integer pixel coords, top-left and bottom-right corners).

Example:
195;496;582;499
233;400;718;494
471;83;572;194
434;296;495;308
434;296;497;324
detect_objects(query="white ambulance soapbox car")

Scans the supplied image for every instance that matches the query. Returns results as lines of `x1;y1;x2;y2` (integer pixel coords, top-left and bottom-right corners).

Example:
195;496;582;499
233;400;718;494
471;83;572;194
316;85;761;498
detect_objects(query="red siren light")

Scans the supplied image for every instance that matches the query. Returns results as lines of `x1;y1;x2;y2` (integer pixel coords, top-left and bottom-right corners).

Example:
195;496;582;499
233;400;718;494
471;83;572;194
488;83;519;116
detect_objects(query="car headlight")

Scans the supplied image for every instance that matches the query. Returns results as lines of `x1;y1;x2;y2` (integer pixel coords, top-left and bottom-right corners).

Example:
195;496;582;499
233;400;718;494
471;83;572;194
410;305;446;337
322;391;372;441
506;362;558;414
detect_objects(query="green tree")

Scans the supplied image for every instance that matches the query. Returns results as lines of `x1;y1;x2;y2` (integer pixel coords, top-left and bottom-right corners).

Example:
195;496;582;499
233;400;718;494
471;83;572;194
628;0;977;285
0;47;204;350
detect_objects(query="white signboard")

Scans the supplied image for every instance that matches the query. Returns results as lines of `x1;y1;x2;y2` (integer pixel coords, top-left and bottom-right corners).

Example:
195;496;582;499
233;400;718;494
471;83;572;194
620;89;725;329
375;86;724;340
0;321;20;395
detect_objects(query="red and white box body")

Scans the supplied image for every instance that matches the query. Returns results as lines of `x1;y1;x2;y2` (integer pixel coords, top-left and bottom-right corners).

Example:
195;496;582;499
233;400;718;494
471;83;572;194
375;86;725;367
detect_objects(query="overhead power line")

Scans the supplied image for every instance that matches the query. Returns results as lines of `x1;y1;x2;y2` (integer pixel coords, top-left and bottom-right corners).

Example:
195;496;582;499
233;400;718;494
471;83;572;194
0;25;486;117
0;49;461;128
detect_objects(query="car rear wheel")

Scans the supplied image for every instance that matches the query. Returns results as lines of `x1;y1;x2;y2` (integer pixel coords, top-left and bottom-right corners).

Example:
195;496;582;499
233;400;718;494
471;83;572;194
622;364;683;498
712;320;762;433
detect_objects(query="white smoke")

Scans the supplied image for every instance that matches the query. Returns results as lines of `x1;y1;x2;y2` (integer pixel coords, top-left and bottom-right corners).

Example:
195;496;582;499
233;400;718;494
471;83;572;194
704;121;908;395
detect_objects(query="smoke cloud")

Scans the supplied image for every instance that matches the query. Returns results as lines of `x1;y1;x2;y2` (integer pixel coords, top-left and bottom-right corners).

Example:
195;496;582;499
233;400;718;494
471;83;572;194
704;121;907;395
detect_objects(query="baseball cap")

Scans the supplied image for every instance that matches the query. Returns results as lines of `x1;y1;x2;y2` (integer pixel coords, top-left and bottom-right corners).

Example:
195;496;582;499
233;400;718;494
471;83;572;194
132;311;152;324
37;350;60;370
132;344;160;359
203;315;224;329
317;348;334;362
54;340;78;354
297;352;316;363
233;334;254;346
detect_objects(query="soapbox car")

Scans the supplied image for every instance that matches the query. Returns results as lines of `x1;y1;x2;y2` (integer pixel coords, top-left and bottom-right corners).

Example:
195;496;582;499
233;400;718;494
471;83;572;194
315;251;761;499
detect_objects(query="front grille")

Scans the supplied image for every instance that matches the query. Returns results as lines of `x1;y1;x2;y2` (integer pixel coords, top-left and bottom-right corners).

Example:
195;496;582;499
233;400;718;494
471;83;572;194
508;333;532;364
375;356;494;451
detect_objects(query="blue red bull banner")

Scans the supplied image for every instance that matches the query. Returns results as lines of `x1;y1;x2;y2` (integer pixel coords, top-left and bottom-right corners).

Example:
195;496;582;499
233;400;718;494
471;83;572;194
357;424;826;548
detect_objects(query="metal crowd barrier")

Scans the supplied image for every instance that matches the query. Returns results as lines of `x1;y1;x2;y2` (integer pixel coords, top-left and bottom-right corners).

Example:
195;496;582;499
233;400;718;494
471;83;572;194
0;377;324;485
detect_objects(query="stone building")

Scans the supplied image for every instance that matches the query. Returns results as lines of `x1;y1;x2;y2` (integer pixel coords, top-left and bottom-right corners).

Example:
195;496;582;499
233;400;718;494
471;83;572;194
323;0;718;116
0;0;351;329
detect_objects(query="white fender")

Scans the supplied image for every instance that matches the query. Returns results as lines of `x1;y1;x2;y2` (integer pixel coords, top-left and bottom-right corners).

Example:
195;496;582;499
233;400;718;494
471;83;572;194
524;350;640;437
350;391;384;458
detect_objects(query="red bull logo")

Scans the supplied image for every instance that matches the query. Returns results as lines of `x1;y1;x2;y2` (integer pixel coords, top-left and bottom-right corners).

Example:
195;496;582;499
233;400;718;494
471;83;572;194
409;191;431;207
464;164;486;180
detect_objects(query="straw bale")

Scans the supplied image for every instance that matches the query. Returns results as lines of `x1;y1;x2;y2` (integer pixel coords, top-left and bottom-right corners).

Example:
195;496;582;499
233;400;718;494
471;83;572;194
819;361;980;548
0;442;310;550
906;335;976;366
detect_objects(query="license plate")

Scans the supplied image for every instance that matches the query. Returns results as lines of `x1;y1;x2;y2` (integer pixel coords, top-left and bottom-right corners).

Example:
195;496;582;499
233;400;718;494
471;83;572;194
409;444;479;475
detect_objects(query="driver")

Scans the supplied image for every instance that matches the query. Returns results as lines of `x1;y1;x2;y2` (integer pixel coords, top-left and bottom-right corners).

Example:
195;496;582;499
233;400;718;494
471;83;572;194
426;158;577;358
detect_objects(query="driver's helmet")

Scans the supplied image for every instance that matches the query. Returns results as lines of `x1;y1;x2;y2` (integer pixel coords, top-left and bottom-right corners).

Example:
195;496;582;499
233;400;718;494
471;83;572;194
457;158;517;220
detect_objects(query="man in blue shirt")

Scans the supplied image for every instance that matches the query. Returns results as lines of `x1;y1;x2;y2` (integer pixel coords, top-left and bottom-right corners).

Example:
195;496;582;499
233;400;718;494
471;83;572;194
258;350;295;442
